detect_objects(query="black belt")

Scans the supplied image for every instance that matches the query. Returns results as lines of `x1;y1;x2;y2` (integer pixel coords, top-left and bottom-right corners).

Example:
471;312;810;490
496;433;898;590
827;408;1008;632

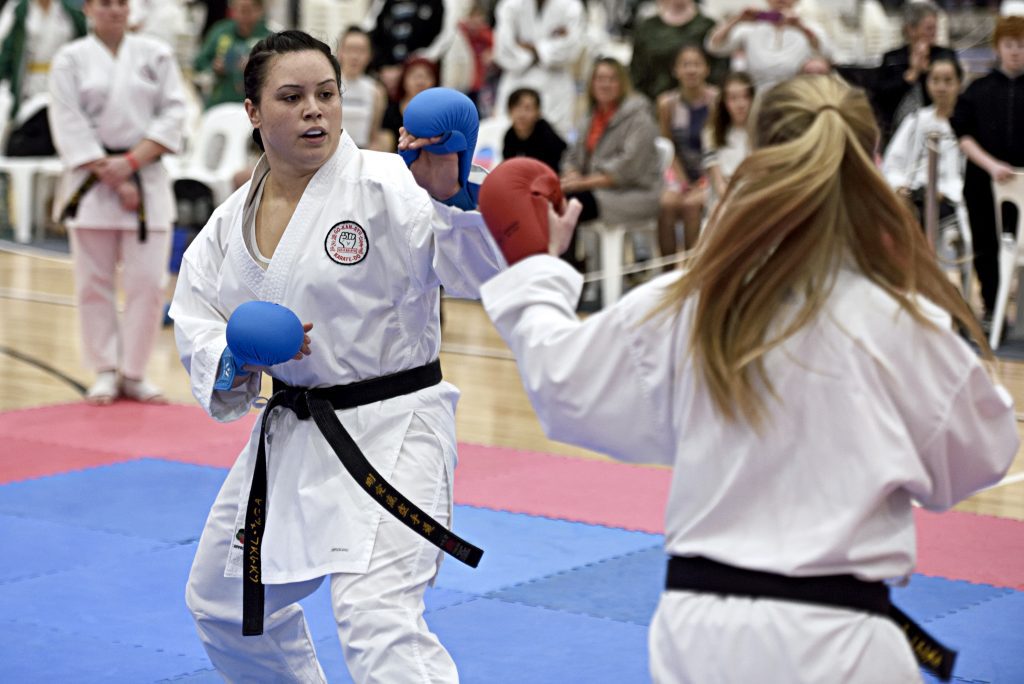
666;556;956;681
242;359;483;637
60;147;148;242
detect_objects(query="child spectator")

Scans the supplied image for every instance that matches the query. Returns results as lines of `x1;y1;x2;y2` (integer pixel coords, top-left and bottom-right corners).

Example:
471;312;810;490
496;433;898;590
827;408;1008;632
703;71;754;209
502;87;566;173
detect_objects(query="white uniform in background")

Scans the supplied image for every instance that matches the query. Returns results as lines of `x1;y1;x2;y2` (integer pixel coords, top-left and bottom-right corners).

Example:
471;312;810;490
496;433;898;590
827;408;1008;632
705;19;832;92
882;105;964;204
48;33;186;381
492;0;585;139
0;0;78;125
171;133;504;682
481;257;1017;683
341;74;382;148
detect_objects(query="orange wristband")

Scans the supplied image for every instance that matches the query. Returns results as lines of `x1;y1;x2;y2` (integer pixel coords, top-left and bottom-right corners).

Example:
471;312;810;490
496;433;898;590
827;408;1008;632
125;151;141;172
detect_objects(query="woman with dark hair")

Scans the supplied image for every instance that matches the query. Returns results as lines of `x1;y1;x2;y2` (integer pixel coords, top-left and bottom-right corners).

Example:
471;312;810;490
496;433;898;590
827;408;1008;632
379;55;438;151
502;87;566;172
170;29;504;682
478;74;1016;683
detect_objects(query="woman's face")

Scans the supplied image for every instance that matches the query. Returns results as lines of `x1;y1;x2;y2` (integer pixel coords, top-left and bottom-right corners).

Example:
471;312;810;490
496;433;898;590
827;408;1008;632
246;51;342;173
724;82;752;126
84;0;130;37
997;36;1024;75
339;33;372;76
591;64;622;107
925;62;959;108
510;95;541;136
674;48;709;90
403;64;437;101
907;14;938;45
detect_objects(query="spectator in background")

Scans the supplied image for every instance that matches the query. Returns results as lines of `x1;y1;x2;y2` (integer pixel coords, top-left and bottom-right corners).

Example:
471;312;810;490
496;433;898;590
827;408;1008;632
457;0;495;111
561;57;661;307
48;0;187;404
0;0;86;156
875;1;957;143
800;53;833;75
951;15;1024;327
630;0;726;101
705;0;831;92
194;0;271;109
364;0;458;99
656;44;716;256
379;56;438;151
336;27;387;150
492;0;584;139
703;71;754;210
502;87;566;172
883;58;964;228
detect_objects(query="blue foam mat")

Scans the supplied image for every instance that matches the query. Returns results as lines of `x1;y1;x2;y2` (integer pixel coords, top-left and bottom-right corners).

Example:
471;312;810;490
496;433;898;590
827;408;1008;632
0;458;225;543
0;513;171;584
489;544;666;625
3;458;1023;683
434;505;662;594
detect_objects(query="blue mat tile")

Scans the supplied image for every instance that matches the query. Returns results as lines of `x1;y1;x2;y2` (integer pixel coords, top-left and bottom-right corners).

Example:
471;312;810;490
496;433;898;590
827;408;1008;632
488;544;666;625
429;597;651;683
0;543;208;659
0;459;225;543
921;589;1024;684
0;618;209;683
0;513;171;584
891;575;1012;623
436;506;662;594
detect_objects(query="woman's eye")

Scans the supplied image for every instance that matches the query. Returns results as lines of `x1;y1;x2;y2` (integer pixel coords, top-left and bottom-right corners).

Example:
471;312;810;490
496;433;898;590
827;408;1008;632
320;91;336;100
283;94;299;103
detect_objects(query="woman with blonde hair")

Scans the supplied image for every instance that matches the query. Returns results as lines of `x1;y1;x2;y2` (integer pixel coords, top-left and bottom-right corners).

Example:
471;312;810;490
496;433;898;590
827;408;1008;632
476;74;1017;682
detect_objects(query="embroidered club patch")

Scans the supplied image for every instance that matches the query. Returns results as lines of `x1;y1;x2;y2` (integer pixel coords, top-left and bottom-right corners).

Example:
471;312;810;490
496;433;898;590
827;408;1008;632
325;221;369;265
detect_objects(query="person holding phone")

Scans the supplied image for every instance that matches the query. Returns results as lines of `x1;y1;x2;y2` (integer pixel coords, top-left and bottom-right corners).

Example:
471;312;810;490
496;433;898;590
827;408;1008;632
705;0;831;91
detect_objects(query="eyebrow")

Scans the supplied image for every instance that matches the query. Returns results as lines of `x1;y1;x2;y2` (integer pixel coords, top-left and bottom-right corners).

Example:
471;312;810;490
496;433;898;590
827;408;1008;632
276;79;337;91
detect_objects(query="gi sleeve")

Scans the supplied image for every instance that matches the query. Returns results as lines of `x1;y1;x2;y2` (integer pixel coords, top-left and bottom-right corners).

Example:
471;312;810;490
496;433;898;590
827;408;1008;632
47;47;105;169
405;196;507;298
481;255;677;465
533;1;584;69
169;213;262;422
145;46;188;154
875;303;1018;511
492;0;534;74
881;114;916;191
705;23;751;58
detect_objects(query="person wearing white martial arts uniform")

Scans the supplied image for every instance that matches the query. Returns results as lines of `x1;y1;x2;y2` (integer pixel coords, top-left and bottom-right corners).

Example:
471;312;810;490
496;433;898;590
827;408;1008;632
170;31;504;683
48;0;187;405
477;75;1019;683
491;0;585;139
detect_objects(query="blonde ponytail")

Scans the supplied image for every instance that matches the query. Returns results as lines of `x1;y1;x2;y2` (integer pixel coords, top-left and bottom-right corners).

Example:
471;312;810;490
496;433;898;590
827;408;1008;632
652;75;987;426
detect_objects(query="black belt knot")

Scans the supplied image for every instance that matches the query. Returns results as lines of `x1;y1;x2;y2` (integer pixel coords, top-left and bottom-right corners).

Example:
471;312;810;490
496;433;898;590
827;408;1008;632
242;359;483;637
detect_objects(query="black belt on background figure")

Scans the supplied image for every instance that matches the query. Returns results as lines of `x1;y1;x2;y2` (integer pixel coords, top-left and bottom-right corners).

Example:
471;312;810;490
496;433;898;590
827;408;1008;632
665;555;956;681
242;359;484;637
59;147;147;242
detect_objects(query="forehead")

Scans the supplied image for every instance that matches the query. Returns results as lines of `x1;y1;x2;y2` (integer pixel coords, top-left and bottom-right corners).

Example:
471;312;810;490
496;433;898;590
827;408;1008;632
343;32;370;48
263;51;336;87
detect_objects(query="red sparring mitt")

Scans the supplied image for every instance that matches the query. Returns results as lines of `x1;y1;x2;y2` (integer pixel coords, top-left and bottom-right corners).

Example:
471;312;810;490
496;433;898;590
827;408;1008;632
478;158;565;265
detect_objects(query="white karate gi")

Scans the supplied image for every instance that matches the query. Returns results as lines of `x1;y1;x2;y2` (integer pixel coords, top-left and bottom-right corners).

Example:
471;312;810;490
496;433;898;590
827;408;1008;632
481;256;1018;684
48;33;186;379
705;20;832;92
492;0;585;139
883;106;964;205
170;133;505;683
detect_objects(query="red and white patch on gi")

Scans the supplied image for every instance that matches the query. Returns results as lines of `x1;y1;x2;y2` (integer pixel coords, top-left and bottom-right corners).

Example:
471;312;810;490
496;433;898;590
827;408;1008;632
325;221;369;265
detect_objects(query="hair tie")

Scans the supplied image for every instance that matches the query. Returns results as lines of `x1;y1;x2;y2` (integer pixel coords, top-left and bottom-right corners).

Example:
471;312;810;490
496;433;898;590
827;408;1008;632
817;105;842;116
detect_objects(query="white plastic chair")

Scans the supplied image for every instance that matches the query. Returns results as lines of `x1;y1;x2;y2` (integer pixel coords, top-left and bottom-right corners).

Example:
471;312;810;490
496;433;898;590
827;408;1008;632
471;116;509;172
169;103;253;208
582;136;675;307
987;170;1024;349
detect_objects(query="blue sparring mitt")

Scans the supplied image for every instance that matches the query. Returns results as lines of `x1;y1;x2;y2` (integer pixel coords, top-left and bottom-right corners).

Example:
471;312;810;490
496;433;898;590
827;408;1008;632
225;301;305;368
398;87;479;191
